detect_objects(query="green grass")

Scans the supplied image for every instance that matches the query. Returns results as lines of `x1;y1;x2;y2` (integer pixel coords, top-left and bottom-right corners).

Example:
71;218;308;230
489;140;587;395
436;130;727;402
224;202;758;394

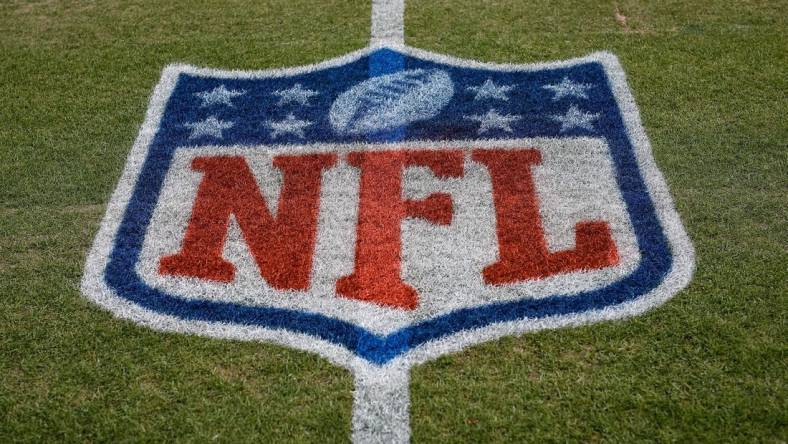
1;0;786;441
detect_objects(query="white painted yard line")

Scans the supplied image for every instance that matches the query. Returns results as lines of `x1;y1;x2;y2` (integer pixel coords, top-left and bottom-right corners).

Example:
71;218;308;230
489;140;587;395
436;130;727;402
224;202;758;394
370;0;405;45
357;2;411;441
352;364;411;444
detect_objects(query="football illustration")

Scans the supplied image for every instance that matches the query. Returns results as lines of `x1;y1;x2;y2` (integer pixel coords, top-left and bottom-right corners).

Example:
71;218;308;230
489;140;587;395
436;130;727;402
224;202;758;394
330;68;454;135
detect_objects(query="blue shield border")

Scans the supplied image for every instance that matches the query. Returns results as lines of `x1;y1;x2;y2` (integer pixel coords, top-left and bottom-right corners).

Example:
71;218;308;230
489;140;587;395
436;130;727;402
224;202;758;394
81;45;694;368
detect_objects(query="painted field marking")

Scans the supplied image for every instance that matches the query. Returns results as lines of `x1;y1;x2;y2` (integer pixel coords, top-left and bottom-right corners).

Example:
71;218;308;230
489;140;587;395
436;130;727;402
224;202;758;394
82;1;694;442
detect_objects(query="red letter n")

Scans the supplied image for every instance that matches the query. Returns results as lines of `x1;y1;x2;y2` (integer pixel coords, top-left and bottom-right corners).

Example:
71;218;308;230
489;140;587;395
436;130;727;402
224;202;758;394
159;154;336;290
472;148;618;285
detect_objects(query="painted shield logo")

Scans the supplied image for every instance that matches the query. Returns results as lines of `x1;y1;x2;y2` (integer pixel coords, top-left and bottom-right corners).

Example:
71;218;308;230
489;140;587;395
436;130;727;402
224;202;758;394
82;44;694;441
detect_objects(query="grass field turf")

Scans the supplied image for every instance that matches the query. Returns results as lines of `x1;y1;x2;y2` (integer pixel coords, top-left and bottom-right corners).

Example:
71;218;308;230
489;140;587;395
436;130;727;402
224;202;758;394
0;0;785;441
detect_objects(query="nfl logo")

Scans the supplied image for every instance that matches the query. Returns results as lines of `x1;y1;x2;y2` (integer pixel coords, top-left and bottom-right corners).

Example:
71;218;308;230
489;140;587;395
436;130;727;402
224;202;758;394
83;44;693;442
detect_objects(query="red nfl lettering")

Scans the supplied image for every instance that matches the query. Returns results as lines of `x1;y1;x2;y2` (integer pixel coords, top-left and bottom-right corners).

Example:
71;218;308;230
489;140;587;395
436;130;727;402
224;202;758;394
160;147;620;308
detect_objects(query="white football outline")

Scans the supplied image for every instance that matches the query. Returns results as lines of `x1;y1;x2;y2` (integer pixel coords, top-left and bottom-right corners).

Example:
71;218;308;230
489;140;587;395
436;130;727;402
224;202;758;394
330;68;454;135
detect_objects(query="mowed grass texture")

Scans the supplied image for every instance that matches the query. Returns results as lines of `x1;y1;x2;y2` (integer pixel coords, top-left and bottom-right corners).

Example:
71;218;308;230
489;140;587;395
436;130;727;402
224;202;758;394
0;0;785;442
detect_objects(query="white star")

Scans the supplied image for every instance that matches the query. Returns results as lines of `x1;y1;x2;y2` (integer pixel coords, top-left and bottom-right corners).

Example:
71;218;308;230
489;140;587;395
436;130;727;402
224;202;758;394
551;105;600;132
266;114;313;139
465;109;521;134
184;116;234;139
272;83;319;106
542;77;594;101
467;79;515;101
194;85;246;107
